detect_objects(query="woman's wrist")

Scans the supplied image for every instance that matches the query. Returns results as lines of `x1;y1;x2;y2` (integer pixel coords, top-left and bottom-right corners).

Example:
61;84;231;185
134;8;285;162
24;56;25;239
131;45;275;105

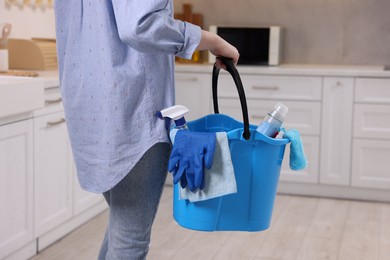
196;30;218;51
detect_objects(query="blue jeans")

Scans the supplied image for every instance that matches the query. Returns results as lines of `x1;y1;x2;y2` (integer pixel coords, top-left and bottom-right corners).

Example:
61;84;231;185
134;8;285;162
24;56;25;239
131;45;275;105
98;143;170;260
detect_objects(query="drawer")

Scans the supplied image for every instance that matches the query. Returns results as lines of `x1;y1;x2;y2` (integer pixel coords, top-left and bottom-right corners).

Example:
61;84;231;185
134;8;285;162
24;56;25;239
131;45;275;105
33;86;63;117
355;78;390;104
353;104;390;139
352;139;390;190
217;74;322;101
218;99;321;135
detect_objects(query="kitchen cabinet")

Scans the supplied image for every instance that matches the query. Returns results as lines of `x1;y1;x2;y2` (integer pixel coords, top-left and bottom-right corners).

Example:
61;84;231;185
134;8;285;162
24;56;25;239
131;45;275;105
34;80;103;216
175;64;390;202
33;80;106;252
352;139;390;189
0;119;35;260
0;76;43;260
1;74;106;259
34;111;73;237
320;77;354;185
352;78;390;189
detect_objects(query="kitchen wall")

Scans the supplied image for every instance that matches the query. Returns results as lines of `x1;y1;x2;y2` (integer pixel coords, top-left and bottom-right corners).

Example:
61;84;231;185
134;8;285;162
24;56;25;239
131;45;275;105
174;0;390;66
0;2;55;39
1;1;390;66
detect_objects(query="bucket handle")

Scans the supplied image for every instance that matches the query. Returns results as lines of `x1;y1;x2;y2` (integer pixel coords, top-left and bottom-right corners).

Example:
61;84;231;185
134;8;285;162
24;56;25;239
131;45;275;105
212;56;251;140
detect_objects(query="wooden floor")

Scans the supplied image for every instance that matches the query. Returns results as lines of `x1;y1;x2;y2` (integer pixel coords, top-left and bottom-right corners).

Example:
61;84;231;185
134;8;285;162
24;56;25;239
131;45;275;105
31;186;390;260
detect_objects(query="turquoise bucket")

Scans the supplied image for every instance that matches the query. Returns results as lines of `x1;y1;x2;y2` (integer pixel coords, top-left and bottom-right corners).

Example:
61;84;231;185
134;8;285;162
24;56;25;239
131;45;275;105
172;57;289;232
173;114;288;231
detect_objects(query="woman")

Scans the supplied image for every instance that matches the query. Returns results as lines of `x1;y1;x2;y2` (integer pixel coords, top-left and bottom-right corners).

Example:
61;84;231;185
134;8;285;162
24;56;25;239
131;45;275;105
54;1;238;259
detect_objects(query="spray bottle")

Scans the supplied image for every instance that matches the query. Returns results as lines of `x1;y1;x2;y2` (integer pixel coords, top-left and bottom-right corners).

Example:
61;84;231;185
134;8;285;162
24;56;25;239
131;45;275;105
157;105;189;130
256;103;289;137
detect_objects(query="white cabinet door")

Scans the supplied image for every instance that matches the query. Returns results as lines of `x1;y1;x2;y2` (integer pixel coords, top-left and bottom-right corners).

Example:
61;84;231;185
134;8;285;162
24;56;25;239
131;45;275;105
320;78;354;186
0;120;34;259
34;112;73;236
352;139;390;189
175;73;211;121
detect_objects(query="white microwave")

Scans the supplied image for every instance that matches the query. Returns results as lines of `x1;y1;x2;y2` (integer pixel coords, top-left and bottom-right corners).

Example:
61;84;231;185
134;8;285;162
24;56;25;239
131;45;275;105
209;25;282;66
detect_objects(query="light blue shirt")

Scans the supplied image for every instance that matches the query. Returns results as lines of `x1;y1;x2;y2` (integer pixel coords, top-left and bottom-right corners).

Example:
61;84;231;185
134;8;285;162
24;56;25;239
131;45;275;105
54;0;201;193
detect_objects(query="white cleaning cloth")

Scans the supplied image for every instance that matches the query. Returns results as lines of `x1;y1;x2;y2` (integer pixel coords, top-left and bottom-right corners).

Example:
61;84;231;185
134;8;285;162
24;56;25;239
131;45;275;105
170;129;237;202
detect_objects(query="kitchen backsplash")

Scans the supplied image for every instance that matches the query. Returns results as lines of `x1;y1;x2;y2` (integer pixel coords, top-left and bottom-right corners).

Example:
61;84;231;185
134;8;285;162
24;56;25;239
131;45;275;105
0;2;55;40
2;1;390;66
174;0;390;66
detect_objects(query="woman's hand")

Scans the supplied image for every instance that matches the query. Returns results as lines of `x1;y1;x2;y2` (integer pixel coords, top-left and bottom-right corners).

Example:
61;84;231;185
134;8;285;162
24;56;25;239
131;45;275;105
197;30;239;69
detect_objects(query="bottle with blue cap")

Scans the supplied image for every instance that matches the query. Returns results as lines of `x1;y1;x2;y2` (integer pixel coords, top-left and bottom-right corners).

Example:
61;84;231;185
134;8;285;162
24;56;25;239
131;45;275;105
256;103;289;137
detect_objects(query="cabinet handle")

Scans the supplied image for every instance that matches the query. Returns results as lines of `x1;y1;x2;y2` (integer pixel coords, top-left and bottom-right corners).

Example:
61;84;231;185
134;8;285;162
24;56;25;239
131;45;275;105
176;78;198;82
47;118;66;127
45;98;62;104
252;85;279;91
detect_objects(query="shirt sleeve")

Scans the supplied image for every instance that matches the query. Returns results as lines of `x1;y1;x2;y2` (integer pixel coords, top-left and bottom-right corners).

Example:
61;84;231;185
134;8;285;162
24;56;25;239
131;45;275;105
111;0;201;60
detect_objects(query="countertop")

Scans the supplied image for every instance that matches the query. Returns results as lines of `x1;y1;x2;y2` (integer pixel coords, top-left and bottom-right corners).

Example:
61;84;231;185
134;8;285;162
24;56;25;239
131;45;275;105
18;64;390;84
0;75;45;121
34;70;60;88
175;63;390;77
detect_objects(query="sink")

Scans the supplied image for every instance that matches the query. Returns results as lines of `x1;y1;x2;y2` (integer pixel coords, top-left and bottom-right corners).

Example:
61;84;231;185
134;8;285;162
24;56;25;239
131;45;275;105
0;76;44;118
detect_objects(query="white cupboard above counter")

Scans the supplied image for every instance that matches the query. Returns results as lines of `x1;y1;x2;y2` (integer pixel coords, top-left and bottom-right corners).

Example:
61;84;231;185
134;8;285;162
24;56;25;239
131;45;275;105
175;63;390;203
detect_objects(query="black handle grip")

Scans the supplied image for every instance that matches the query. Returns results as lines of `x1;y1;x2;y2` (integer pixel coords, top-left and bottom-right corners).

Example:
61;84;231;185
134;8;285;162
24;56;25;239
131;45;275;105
212;57;251;140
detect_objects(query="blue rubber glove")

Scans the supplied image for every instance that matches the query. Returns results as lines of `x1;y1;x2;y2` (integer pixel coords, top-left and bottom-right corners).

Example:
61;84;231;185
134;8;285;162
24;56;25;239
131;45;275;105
168;130;217;192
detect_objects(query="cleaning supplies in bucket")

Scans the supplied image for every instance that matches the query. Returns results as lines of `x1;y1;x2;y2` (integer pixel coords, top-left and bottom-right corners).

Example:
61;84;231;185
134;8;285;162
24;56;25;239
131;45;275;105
170;129;237;202
168;129;217;191
256;103;289;138
282;128;308;170
256;103;307;171
159;105;237;201
173;115;289;231
157;104;189;130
